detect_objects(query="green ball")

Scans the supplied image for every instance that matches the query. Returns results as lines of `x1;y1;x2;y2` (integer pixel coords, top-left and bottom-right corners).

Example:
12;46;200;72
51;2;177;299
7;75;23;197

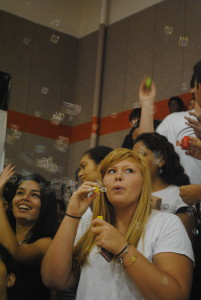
146;77;152;88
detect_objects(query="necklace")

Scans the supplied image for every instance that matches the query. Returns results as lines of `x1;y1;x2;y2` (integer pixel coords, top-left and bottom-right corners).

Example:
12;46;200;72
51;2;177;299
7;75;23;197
18;239;27;245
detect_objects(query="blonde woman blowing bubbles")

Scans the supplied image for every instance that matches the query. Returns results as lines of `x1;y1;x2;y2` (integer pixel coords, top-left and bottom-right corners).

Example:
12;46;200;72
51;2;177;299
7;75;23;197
42;148;194;300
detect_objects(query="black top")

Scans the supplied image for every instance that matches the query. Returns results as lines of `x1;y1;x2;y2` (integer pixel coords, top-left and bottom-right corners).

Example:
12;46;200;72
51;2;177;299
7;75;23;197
17;262;50;300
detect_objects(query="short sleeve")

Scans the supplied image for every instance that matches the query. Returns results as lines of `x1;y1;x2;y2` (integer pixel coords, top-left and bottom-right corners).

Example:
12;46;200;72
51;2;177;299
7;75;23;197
153;213;194;262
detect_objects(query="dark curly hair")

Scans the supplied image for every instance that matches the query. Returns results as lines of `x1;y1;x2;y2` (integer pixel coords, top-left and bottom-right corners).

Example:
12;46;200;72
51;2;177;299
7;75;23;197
133;132;190;186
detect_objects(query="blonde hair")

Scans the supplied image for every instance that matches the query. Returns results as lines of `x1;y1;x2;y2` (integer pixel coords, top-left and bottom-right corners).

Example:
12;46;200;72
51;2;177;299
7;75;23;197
73;148;151;272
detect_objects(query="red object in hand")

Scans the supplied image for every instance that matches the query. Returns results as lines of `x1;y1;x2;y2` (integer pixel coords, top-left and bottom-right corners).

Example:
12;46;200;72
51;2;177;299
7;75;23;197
181;136;190;149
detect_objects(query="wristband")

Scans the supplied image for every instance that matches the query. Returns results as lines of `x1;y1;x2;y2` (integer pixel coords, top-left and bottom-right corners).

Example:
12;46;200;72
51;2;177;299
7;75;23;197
65;213;82;219
115;244;129;257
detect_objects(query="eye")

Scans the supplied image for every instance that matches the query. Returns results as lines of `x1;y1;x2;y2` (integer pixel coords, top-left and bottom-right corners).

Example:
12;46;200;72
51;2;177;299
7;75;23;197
107;168;116;174
31;193;40;199
125;168;134;173
16;191;24;196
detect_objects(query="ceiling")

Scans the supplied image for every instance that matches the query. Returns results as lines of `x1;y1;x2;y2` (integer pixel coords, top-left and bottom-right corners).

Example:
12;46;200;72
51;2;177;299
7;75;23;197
0;0;165;38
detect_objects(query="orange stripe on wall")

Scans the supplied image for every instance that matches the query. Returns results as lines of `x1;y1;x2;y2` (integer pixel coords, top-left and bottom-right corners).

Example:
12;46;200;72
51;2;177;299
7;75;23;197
7;93;192;143
7;110;71;140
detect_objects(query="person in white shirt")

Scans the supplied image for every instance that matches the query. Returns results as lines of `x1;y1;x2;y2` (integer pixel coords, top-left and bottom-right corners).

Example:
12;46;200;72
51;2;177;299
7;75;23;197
133;132;196;241
41;148;193;300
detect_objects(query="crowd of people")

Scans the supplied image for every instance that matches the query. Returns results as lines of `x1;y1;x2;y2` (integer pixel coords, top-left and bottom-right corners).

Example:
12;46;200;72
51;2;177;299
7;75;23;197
1;60;201;300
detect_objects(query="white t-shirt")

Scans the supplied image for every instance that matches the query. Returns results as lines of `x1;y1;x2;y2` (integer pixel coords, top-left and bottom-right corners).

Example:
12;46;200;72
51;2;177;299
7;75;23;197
152;185;188;213
156;110;201;184
75;210;194;300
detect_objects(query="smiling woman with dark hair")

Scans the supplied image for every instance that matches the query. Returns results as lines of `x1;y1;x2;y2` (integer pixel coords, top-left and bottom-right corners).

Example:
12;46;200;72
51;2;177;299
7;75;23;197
0;165;58;300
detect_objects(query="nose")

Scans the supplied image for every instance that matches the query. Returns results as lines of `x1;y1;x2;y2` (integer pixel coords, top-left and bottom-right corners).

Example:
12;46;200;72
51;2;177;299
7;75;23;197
21;192;31;201
114;170;123;181
78;169;82;178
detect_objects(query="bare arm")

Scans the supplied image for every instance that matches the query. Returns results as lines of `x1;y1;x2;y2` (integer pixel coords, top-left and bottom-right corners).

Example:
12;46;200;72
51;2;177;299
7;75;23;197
125;249;192;300
41;181;97;291
176;213;196;243
138;77;156;134
179;184;201;205
92;217;193;300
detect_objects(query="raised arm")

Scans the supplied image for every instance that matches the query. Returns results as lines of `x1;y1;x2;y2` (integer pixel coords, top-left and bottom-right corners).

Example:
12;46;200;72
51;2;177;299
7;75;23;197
0;165;52;264
138;77;156;134
41;181;97;291
185;110;201;139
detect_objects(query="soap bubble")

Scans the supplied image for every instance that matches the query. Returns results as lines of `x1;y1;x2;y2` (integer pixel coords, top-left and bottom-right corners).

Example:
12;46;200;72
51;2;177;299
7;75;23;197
186;206;196;216
50;34;60;44
23;37;31;45
50;19;60;27
67;180;77;193
4;158;12;166
12;130;21;140
181;82;188;91
61;102;82;115
51;178;61;190
92;124;98;131
179;36;188;47
34;145;46;154
34;111;41;118
153;150;163;165
192;228;199;236
164;25;173;36
50;112;65;125
133;102;141;109
41;87;49;95
9;174;18;184
54;136;69;152
35;157;63;174
63;191;71;202
5;134;15;145
111;113;117;119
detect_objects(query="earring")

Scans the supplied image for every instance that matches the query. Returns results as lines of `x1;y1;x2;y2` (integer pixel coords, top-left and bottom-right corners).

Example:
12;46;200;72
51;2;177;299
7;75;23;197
158;167;163;175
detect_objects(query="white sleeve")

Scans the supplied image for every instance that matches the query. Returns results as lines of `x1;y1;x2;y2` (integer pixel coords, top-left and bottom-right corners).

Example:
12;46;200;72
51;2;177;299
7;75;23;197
155;117;168;137
153;213;194;262
175;195;188;212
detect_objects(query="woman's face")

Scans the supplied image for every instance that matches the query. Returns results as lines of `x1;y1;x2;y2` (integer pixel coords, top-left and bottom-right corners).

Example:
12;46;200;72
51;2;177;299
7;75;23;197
133;141;162;176
12;180;41;224
103;158;143;210
79;154;100;183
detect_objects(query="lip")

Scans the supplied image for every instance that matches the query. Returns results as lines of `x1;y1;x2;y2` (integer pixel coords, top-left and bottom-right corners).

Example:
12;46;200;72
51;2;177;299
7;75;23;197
17;203;32;210
112;186;125;192
80;177;86;183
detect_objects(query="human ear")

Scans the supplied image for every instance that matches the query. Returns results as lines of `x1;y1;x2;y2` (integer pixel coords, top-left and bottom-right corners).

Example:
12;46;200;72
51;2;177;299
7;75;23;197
159;158;166;168
7;273;16;288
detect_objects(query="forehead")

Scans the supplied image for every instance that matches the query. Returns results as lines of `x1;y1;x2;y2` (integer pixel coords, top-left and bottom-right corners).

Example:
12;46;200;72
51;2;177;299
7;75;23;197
18;180;40;190
80;154;94;164
169;100;179;106
108;158;140;169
